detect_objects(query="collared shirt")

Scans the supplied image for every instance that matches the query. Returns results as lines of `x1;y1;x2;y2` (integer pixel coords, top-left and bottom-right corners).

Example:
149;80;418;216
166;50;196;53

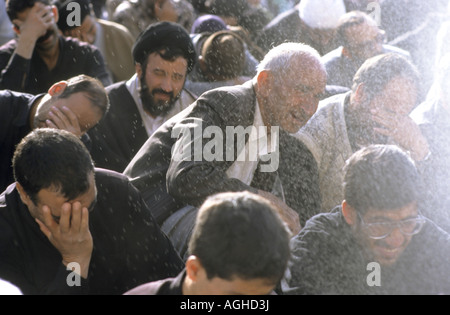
226;100;279;187
0;90;41;192
126;74;194;137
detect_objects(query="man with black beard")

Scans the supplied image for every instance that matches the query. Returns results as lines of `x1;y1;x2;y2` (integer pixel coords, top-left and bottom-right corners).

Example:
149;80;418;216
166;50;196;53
0;0;112;94
88;22;197;172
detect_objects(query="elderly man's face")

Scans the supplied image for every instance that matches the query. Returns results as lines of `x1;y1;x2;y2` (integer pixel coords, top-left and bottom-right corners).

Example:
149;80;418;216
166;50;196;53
259;57;327;134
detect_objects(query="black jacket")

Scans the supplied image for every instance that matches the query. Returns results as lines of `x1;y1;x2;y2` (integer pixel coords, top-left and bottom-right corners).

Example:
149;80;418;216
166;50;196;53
0;169;184;295
0;36;112;94
283;207;450;295
88;82;149;172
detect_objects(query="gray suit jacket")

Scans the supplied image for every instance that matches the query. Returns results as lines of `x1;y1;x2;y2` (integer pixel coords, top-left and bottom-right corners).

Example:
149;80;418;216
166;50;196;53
124;81;321;226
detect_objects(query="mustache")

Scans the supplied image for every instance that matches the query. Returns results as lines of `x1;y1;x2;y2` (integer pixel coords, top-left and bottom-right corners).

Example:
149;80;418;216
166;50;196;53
152;89;174;99
37;29;54;43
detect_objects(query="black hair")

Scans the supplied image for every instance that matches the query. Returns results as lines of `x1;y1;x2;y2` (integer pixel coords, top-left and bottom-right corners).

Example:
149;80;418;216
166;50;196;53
188;191;291;285
343;145;420;214
6;0;50;21
13;128;94;205
58;75;110;116
336;10;371;47
352;53;421;103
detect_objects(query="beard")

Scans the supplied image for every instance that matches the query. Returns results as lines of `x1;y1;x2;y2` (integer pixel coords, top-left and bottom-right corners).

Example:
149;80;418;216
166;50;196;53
139;75;181;117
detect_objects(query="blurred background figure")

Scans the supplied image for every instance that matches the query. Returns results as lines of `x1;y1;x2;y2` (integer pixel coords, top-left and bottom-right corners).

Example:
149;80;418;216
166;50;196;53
189;14;260;82
108;0;194;38
381;0;449;99
0;0;15;46
255;0;347;56
322;11;410;89
185;30;250;96
56;0;135;83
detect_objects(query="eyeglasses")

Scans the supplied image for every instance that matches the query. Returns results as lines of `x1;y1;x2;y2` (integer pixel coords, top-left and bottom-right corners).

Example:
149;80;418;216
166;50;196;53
357;212;426;240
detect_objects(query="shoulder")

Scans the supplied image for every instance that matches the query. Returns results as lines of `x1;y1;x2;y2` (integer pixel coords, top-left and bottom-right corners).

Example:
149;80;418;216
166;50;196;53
106;81;129;96
94;168;133;192
97;19;131;35
124;278;177;295
383;44;411;59
322;47;344;65
196;81;255;110
61;37;102;55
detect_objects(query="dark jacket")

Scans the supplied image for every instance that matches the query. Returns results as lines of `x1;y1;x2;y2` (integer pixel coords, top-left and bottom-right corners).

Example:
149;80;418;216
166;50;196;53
124;81;321;226
0;169;184;295
0;90;39;192
88;82;149;172
283;207;450;295
0;36;112;94
124;269;186;295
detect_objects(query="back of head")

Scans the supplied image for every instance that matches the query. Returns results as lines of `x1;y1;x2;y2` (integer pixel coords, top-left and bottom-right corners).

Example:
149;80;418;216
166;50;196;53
352;53;420;100
201;31;245;79
188;192;291;284
55;0;92;32
337;10;376;46
132;21;196;73
6;0;50;20
13;128;94;205
343;145;420;214
299;0;347;30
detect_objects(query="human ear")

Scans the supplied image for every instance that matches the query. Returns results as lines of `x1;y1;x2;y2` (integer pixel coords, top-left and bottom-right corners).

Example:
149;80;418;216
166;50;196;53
342;200;358;226
256;70;273;98
135;63;143;78
48;81;68;97
185;256;202;282
16;182;34;208
51;5;59;23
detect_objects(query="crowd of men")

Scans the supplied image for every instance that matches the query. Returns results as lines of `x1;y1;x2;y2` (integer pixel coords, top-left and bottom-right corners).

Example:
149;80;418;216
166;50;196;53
1;0;450;295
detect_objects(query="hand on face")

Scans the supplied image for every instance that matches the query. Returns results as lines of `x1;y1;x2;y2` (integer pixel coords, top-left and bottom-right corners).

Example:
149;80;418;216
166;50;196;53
45;106;83;138
13;3;55;43
371;108;430;161
35;202;93;279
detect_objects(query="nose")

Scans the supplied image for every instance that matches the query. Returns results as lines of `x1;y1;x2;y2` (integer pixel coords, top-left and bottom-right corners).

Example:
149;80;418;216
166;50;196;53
160;76;173;93
384;227;406;249
301;96;319;118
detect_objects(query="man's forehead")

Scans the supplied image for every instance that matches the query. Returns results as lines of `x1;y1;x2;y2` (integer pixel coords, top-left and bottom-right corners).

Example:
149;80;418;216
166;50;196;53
365;202;418;221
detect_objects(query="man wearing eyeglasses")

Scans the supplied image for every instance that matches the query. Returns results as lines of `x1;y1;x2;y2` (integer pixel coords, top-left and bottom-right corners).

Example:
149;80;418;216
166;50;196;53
322;11;410;89
281;145;450;295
